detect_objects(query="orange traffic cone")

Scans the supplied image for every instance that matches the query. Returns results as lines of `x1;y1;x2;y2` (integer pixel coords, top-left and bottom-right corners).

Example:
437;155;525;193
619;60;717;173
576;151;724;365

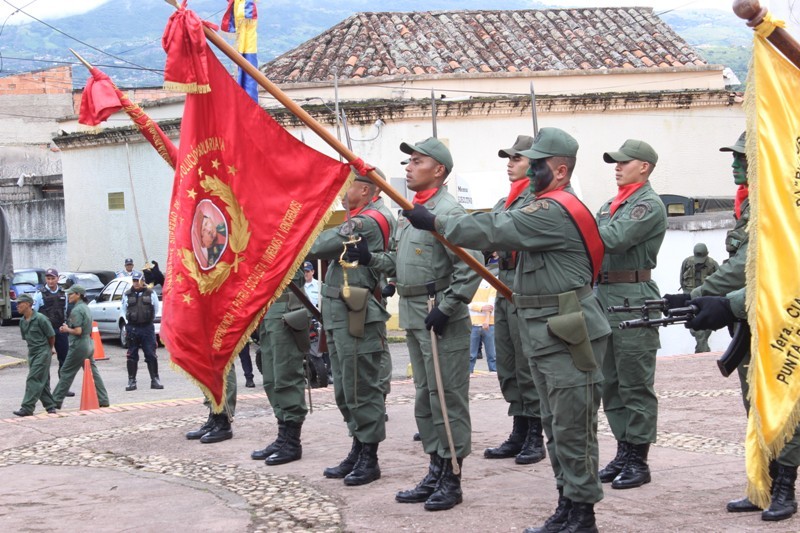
91;321;106;360
80;359;100;411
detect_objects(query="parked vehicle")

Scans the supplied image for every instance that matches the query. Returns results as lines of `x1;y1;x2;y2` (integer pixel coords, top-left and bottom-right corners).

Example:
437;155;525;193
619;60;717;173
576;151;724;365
9;268;46;319
58;272;107;302
88;276;162;348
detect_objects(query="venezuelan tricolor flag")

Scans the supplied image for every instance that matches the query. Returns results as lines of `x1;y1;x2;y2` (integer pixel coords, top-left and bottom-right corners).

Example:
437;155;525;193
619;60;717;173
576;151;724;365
221;0;258;102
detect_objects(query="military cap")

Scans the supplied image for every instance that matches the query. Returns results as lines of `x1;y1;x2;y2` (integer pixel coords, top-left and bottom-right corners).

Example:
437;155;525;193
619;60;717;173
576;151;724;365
603;139;658;165
17;293;33;304
720;131;746;154
124;258;134;266
400;137;454;173
351;165;386;183
518;128;579;160
65;285;86;295
498;135;535;158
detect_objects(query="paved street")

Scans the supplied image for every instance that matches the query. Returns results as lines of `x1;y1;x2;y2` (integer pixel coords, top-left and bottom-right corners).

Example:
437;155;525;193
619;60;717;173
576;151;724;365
0;321;798;531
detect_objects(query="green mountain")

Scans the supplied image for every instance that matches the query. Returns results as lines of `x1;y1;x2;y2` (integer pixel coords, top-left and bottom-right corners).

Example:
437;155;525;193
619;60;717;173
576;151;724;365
0;1;752;88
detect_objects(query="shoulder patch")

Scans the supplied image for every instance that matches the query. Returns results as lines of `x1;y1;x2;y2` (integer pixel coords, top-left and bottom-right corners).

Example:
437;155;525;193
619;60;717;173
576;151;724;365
338;218;363;236
630;203;651;220
522;200;549;214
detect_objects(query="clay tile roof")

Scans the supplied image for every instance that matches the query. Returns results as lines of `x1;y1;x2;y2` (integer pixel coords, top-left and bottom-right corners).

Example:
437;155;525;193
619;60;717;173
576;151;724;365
261;8;706;83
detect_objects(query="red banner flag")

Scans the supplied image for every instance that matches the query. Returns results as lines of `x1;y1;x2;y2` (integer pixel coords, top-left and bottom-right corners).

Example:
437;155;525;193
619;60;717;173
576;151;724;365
160;7;352;409
78;67;178;168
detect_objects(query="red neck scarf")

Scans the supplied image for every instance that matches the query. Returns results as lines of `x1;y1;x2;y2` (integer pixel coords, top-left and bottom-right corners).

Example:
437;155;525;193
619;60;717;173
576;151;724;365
413;188;438;205
735;184;749;219
505;179;529;209
349;206;364;218
609;182;646;216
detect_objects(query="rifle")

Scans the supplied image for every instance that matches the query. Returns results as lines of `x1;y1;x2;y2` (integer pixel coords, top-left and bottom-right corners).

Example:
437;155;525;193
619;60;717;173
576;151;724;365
606;298;697;330
717;321;751;377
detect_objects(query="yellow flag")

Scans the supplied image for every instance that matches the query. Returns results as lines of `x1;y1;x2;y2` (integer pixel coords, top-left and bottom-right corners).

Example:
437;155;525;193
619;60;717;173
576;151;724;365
745;33;800;508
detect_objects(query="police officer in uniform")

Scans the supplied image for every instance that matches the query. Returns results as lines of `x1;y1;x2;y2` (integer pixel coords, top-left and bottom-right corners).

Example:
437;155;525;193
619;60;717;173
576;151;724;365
249;269;309;465
667;132;800;521
679;243;719;352
33;268;73;397
309;169;396;485
595;140;667;490
121;271;164;391
484;135;545;465
363;139;482;511
403;128;611;531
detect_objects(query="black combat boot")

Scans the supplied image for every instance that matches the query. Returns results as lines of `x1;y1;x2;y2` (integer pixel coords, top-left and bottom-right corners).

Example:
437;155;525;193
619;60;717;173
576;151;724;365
147;360;164;389
424;457;463;511
516;417;546;464
599;441;631;483
762;465;798;521
344;442;381;486
523;488;572;533
612;443;651;489
396;453;444;503
484;415;528;459
186;412;215;439
265;420;302;465
200;413;233;443
728;460;778;512
559;501;598;533
125;359;137;391
251;419;286;460
324;436;362;478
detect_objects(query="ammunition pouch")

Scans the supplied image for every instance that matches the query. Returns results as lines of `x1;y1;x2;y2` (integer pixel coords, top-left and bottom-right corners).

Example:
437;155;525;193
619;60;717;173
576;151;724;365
342;286;371;338
282;308;311;352
546;290;597;371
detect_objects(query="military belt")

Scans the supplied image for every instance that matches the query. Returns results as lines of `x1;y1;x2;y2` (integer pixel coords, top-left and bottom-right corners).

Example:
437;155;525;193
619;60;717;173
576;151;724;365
597;269;651;284
396;277;450;297
512;285;593;309
321;283;375;300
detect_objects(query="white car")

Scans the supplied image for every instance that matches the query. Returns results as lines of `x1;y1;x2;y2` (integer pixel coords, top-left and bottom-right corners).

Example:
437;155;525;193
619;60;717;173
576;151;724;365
88;276;162;348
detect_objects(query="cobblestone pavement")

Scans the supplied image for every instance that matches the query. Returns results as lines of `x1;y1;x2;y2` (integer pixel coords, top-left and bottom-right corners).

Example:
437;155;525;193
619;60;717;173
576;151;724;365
1;350;798;532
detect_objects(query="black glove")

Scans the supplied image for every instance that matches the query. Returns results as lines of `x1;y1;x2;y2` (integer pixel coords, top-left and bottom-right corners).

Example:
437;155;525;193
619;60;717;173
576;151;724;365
662;293;691;310
685;296;736;331
424;307;450;335
402;204;437;231
381;283;396;298
345;235;371;265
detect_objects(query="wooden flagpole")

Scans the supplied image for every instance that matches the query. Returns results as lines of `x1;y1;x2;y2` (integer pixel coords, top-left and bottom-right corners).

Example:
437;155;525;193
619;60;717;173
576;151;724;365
733;0;800;70
163;0;511;299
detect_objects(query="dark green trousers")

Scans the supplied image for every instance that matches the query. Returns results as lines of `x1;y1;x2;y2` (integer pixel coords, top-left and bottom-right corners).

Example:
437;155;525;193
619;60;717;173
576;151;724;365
21;347;56;413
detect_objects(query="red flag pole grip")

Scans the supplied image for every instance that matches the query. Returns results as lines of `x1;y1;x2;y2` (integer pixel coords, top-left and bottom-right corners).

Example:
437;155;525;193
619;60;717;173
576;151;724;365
162;0;512;300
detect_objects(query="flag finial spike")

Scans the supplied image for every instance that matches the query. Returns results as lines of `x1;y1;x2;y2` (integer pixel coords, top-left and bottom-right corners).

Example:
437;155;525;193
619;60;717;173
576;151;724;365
733;0;767;26
69;48;94;71
163;0;180;10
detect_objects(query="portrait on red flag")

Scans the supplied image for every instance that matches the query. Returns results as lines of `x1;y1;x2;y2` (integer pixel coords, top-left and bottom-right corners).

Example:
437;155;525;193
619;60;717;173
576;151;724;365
192;199;228;270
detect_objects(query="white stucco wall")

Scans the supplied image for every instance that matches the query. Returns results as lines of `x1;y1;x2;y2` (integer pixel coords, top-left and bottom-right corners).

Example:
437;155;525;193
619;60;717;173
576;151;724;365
60;141;174;271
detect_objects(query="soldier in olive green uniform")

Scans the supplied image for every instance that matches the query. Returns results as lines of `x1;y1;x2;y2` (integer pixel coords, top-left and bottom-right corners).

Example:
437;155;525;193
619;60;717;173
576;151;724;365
52;285;110;409
13;293;58;416
309;171;395;486
249;269;309;465
677;132;800;522
404;128;611;532
484;135;545;465
364;138;482;511
679;243;719;352
595;140;667;490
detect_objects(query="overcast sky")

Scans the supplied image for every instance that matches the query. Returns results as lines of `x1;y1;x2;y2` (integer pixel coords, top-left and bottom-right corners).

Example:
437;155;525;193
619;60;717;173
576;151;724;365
0;0;740;25
3;0;797;25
